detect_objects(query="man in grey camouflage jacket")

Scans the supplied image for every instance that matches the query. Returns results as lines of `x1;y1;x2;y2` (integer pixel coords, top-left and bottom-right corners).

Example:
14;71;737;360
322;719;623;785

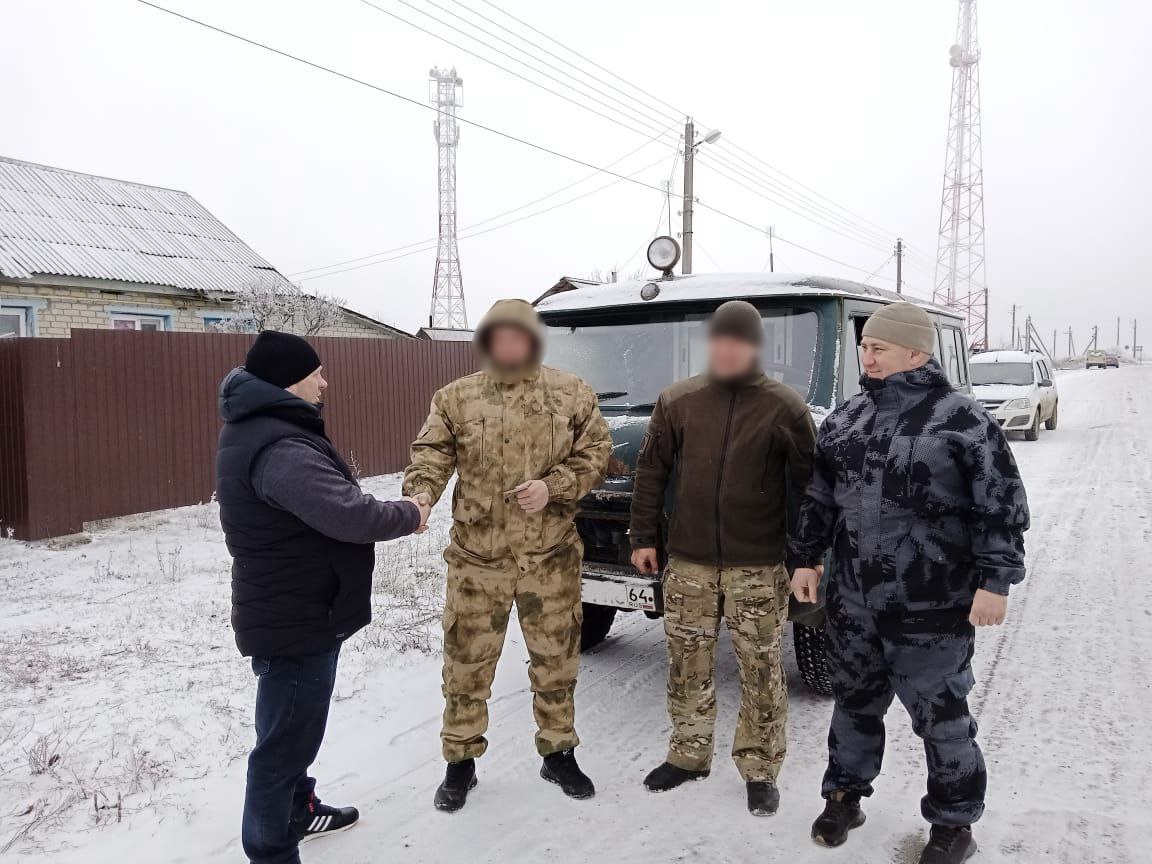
789;302;1030;864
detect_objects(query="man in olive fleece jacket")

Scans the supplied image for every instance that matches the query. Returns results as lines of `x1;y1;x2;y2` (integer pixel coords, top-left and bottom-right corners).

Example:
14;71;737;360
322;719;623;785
630;300;817;816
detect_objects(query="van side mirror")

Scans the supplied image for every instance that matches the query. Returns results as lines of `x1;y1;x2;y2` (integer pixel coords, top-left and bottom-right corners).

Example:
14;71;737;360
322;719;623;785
1039;378;1053;388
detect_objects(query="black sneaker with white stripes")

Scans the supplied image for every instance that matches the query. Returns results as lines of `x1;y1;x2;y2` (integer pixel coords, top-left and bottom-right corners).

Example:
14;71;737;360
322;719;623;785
293;793;359;843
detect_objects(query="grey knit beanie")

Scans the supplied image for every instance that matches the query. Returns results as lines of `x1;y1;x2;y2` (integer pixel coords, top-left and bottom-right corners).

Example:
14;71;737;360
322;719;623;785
861;302;935;354
709;301;763;346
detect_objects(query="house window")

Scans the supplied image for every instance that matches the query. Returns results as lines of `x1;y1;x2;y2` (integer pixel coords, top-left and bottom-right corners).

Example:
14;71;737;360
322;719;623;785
110;313;168;331
1;306;30;338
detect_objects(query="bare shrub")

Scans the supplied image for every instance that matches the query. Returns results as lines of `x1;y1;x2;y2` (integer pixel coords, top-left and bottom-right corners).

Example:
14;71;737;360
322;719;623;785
26;733;62;776
154;542;183;583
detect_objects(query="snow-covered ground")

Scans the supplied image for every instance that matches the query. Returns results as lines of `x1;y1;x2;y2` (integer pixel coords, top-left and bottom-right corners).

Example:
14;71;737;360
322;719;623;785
3;365;1151;863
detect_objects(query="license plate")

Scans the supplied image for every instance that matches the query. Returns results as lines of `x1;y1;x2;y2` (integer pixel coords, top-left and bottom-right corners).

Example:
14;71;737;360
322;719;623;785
581;576;657;611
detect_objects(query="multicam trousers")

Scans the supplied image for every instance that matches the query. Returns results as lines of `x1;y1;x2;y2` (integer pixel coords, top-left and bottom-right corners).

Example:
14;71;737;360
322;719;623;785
440;542;584;763
663;557;790;782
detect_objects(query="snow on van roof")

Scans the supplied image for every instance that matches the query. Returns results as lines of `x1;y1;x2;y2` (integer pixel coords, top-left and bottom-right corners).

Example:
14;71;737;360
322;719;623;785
534;272;961;318
970;350;1044;364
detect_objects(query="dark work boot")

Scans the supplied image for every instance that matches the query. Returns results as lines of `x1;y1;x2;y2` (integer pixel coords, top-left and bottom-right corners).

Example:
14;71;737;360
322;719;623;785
540;749;595;800
919;825;977;864
746;780;780;817
811;791;866;847
643;761;710;792
434;759;477;813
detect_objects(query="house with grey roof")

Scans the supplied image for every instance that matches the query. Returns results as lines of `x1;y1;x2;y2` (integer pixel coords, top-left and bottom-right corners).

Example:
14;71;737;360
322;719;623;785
0;156;408;339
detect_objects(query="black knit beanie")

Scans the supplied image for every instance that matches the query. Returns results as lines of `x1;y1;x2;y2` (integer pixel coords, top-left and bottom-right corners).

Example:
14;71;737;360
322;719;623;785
709;301;763;346
244;331;322;389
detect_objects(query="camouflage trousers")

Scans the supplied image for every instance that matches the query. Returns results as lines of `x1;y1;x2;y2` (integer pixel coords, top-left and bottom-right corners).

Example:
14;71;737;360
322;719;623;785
440;541;583;763
822;583;986;826
663;557;790;782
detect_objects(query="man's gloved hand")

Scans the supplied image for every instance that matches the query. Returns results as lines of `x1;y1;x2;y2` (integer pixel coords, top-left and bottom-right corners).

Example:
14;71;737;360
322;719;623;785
969;588;1008;626
631;547;658;575
513;480;549;514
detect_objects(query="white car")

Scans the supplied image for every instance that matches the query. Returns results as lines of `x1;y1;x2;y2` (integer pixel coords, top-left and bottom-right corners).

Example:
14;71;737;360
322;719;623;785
970;350;1059;440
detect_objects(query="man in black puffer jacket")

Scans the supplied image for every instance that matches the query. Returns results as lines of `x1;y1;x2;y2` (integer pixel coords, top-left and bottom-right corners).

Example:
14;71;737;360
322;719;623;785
789;303;1029;864
217;331;428;864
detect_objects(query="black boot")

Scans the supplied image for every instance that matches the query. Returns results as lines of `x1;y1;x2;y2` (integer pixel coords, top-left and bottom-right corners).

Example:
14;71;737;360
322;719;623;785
434;759;477;813
919;825;977;864
540;749;595;799
811;791;866;847
642;761;710;792
746;780;780;817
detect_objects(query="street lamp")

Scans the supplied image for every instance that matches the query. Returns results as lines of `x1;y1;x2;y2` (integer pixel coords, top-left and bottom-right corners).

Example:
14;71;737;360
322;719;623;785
682;118;721;274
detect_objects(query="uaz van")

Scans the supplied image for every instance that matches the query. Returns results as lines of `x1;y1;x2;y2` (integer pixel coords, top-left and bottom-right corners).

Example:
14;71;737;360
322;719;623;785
536;238;973;694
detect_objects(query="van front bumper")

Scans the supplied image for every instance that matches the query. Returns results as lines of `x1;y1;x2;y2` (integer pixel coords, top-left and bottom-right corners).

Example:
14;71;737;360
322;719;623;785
580;562;663;613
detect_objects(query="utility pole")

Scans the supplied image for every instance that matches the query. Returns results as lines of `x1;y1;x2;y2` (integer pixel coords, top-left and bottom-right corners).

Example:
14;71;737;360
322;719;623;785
768;225;776;273
1010;304;1019;350
1117;316;1121;349
680;118;721;275
682;118;695;275
1090;325;1098;350
895;238;904;295
1052;329;1057;359
1024;315;1032;353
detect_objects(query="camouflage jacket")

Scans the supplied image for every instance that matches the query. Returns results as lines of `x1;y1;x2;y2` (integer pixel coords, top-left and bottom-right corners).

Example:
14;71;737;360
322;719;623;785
403;366;612;559
789;359;1030;611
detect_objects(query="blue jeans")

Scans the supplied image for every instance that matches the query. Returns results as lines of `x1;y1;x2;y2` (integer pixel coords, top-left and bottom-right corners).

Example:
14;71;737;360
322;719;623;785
242;648;340;864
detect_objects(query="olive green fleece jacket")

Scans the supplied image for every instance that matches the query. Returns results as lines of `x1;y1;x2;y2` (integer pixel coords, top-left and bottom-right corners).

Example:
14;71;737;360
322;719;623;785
629;372;817;567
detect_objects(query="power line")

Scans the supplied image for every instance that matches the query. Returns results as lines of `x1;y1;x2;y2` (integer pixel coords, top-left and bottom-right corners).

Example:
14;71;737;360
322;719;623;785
423;0;914;258
132;1;892;283
468;0;928;260
472;0;688;121
694;152;893;256
418;0;681;134
357;0;680;148
298;152;674;282
290;120;677;277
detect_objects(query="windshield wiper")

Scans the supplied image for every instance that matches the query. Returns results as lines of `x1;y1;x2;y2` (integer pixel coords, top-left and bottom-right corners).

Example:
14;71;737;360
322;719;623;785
597;391;629;400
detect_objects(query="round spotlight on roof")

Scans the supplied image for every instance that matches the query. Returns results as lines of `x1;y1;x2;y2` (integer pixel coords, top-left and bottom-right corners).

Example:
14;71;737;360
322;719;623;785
647;235;681;276
641;282;661;301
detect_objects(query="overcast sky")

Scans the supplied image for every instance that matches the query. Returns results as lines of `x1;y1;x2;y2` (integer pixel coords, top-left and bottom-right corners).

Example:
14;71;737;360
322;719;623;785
2;0;1149;350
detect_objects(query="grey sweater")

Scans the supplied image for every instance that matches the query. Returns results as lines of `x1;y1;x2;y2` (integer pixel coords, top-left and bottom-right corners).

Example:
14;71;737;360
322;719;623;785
253;438;420;544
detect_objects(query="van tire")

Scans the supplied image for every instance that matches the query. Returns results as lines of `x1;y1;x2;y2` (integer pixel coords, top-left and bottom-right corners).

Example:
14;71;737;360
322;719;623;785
580;604;617;651
1024;412;1041;441
793;623;833;696
1044;403;1058;431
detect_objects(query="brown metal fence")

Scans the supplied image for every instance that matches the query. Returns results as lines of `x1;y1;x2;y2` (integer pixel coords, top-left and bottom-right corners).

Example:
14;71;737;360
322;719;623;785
0;330;476;540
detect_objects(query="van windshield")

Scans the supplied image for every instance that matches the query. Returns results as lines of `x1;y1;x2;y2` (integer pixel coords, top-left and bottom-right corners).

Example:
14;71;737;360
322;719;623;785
544;306;820;408
971;362;1034;386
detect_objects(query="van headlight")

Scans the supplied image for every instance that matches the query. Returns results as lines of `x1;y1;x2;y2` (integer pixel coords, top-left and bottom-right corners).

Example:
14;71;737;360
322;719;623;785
1003;398;1031;410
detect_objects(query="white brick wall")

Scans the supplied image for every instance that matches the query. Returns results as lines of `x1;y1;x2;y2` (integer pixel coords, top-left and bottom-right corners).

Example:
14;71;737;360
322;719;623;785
1;283;402;339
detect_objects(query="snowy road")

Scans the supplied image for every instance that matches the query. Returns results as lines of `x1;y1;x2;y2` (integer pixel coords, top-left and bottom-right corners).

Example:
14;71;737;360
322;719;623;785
41;366;1152;864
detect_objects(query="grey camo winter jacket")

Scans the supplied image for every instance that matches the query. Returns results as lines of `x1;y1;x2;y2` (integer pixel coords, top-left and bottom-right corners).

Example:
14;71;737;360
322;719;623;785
789;359;1030;611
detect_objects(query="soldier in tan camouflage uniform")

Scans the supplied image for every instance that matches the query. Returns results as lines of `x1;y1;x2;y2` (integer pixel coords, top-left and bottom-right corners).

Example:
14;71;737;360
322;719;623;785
630;301;817;817
403;298;611;812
